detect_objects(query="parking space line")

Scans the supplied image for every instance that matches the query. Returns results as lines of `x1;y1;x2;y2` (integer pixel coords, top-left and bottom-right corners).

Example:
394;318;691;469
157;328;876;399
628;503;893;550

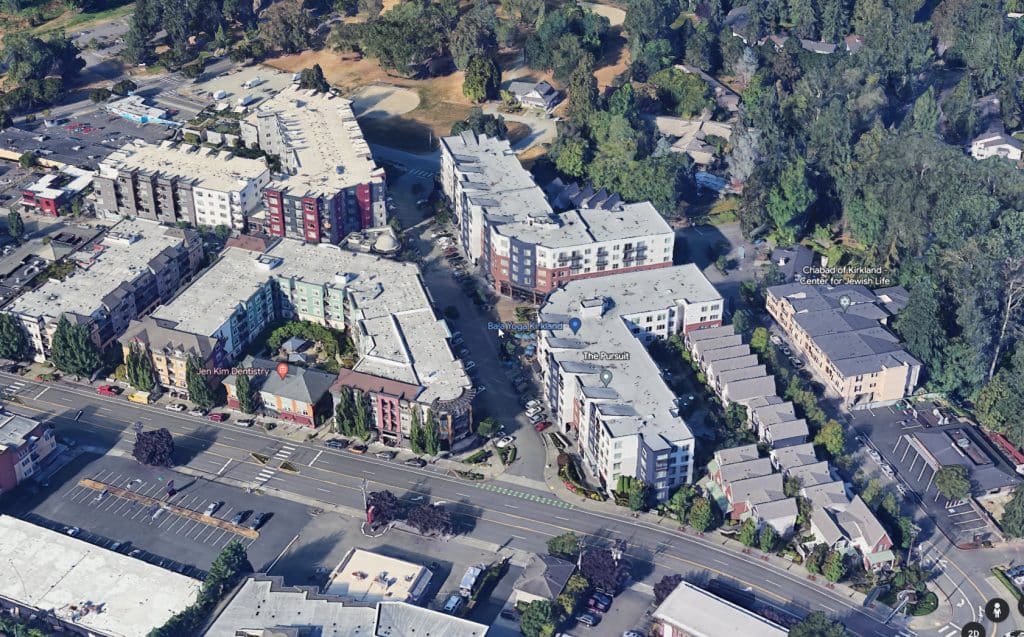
111;498;132;515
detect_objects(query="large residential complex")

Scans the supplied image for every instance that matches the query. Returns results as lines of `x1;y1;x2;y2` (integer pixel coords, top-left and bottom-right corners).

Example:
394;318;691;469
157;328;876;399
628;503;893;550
766;283;921;408
0;412;56;495
118;316;221;400
94;140;271;230
241;86;387;243
537;265;723;501
145;238;474;445
440;131;675;299
5;218;203;361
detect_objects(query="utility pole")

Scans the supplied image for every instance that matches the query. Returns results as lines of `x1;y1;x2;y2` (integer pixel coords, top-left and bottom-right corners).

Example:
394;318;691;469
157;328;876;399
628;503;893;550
361;478;369;511
577;538;585;570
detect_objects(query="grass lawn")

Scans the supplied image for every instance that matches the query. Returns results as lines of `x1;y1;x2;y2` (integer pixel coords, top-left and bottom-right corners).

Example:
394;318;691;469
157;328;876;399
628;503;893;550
33;1;133;36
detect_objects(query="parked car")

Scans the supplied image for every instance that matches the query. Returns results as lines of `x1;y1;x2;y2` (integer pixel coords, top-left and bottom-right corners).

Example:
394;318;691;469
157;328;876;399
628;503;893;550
500;608;519;620
525;399;541;410
324;439;349;449
623;632;644;637
230;510;250;525
65;527;81;536
404;457;427;467
189;409;207;417
588;595;611;612
165;403;186;412
443;594;464;614
590;592;613;609
349;444;368;454
96;385;119;396
529;412;546;423
576;613;601;627
526;405;544;416
247;512;269;530
534;420;551;432
236;419;255;427
206;413;227;422
464;361;476;370
495;436;515;448
375;450;397;460
204;501;222;516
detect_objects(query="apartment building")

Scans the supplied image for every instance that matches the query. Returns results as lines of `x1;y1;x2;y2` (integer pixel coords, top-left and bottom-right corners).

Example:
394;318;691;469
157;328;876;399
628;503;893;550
148;239;474;443
440;131;676;299
536;265;722;501
710;444;797;535
5;218;203;361
766;283;921;408
94;140;270;230
241;86;387;243
0;413;56;495
653;580;788;637
118;316;222;399
20;166;93;216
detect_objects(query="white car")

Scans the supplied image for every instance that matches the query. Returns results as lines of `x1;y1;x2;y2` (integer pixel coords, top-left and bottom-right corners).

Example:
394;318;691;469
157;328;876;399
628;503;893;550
188;409;206;417
464;361;476;370
527;405;544;416
525;399;541;410
165;403;186;412
495;436;515;449
529;412;546;423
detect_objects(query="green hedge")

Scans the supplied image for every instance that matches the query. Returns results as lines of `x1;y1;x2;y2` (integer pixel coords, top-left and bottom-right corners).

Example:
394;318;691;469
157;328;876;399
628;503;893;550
992;567;1023;600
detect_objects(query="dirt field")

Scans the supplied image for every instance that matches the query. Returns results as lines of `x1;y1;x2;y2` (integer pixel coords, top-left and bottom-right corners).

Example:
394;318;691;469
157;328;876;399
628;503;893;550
582;2;626;26
350;84;420;119
595;30;630;92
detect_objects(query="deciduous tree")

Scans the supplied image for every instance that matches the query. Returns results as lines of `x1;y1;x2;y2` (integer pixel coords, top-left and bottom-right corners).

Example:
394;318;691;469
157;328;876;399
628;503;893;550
653;573;682;604
366;490;403;525
186;354;215;409
406;504;454;535
934;465;971;500
547;531;581;559
133;428;174;466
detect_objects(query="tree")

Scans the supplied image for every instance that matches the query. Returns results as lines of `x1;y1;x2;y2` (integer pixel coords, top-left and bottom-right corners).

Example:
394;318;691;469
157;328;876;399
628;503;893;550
204;540;251;598
299;64;330;93
423;408;441;455
7;210;24;242
649;66;712;117
580;548;629;593
235;373;255;414
451;108;508;138
814;419;845;459
823;550;846;582
335;386;356;435
111;79;138;96
259;0;315;54
0;313;27;361
666;483;697;521
1001;486;1024;538
50;315;101;377
653;573;683;604
547;531;580;560
906;86;940;135
735;47;758;88
566;56;598;123
934;465;971;500
476;416;500;438
126;345;156;392
519;600;556;637
367;490;403;525
462;55;500;103
758;524;777;553
789;611;850;637
18;152;36;169
804;543;828;574
688;496;714;531
352;389;370;439
406;504;455;535
738;517;758;547
133;428;174;466
450;3;498;69
409;407;424;453
186;354;215;409
89;87;112;102
766;157;814;245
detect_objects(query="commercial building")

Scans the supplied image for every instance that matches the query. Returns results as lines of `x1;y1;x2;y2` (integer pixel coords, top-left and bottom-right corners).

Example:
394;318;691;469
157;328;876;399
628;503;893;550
94;140;270;230
118;316;221;399
6;218;203;361
513;554;576;605
205;575;489;637
149;238;473;443
223;355;336;427
0;412;55;495
241;86;387;243
766;283;921;408
440;131;675;300
537;265;722;501
0;515;200;637
652;579;789;637
20;166;93;216
325;549;432;605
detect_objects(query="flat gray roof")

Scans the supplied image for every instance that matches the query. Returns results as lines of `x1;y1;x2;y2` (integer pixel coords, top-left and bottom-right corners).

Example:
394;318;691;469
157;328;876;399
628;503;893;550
0;412;42;450
654;580;788;636
496;202;673;248
8;218;190;321
98;139;268;192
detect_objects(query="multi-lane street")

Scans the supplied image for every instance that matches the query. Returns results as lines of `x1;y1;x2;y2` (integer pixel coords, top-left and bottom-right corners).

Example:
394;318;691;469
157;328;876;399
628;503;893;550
0;372;953;637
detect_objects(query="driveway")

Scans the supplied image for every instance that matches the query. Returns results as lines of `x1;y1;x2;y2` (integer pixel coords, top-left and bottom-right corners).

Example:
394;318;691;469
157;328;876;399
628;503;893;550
676;222;759;313
482;104;557;151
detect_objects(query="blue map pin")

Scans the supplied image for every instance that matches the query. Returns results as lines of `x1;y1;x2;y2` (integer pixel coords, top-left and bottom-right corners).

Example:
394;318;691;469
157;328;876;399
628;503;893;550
569;317;582;334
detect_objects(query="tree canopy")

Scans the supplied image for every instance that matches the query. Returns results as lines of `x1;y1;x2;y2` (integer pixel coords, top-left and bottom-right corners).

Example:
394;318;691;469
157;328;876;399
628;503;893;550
133;428;174;466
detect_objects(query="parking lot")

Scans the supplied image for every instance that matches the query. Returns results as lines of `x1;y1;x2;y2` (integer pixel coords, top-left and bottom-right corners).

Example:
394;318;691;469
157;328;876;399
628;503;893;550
4;113;175;169
2;454;313;573
188;65;294;110
850;403;1012;545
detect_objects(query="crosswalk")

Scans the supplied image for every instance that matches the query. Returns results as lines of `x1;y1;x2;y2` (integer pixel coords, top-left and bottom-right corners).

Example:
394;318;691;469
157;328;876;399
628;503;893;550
254;443;297;488
407;168;435;180
936;623;959;637
475;481;574;509
2;380;26;397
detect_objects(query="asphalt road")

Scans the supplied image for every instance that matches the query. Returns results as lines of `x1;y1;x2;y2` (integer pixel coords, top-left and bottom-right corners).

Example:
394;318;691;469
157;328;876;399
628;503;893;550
0;374;933;637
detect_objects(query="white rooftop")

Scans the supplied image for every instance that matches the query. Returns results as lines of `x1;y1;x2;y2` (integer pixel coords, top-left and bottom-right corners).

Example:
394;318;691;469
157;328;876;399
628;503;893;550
0;411;42;450
152;240;470;403
8;217;191;320
539;265;721;450
98;139;269;193
496;202;672;248
248;85;383;195
325;549;430;604
0;515;200;637
653;580;788;637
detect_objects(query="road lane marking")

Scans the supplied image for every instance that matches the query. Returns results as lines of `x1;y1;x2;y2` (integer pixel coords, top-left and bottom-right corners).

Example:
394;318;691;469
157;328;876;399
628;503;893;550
309;450;323;467
34;387;47;399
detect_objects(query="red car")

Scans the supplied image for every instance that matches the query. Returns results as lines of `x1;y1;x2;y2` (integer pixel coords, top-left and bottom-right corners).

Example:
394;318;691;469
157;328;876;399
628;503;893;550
206;413;227;422
534;421;551;432
96;385;119;396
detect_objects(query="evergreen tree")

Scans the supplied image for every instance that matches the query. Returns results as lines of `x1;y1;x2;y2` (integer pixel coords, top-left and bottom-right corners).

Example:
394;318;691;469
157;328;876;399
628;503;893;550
462;54;501;103
423;408;440;455
759;524;777;552
766;157;814;245
566;56;598;123
823;550;846;582
203;540;251;598
335;386;356;435
409;406;424;453
235;373;255;414
738;517;758;546
0;313;27;360
126;345;156;393
906;87;940;135
50;315;101;377
298;64;330;92
352;389;370;439
7;210;24;243
688;496;714;531
186;354;215;409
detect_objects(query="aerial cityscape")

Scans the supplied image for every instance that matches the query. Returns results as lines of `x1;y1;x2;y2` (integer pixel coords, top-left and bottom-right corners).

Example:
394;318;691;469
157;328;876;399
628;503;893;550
0;1;1022;636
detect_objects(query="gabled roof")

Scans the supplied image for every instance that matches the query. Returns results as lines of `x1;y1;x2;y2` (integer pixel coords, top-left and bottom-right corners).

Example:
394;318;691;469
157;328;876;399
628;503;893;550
719;457;774;484
729;473;785;505
118;316;218;360
770;442;818;471
225;356;335;404
514;554;575;599
714;443;760;466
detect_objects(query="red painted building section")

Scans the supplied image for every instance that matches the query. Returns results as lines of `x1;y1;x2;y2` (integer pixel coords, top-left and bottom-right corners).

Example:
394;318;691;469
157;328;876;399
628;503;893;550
356;183;372;229
376;394;402;437
683;318;724;333
265;190;285;237
21;191;60;216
